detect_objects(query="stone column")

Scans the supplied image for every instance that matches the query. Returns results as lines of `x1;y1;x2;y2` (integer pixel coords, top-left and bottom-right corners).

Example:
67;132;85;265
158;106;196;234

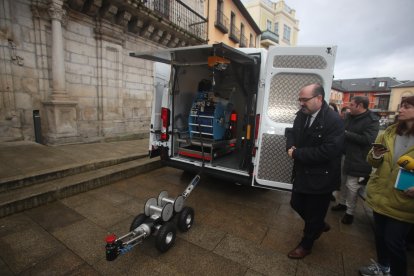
49;0;67;100
43;0;79;144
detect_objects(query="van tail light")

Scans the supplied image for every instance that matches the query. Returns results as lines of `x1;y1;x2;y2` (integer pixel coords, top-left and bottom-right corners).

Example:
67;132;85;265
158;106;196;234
252;114;260;156
161;107;170;141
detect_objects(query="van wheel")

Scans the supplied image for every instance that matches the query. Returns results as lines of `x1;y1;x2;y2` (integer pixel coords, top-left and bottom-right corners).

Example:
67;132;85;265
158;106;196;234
155;222;176;252
130;214;147;231
177;207;194;232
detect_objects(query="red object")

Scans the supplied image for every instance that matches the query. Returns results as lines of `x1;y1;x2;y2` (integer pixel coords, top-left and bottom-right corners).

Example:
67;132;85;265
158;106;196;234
229;110;238;138
160;107;170;141
179;150;212;161
105;234;117;244
230;111;237;122
161;133;168;141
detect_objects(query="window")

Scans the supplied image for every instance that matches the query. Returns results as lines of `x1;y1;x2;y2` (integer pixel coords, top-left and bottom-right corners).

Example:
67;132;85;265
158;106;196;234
229;12;240;42
267;20;272;31
154;0;170;18
240;23;245;37
231;12;235;28
378;97;389;110
378;81;386;87
217;0;223;13
283;24;291;42
274;22;278;34
249;33;254;47
216;0;223;20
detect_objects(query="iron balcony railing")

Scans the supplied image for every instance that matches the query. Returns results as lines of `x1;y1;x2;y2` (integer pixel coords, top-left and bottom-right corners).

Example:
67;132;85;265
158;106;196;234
261;30;279;44
215;10;229;33
229;24;240;43
141;0;207;41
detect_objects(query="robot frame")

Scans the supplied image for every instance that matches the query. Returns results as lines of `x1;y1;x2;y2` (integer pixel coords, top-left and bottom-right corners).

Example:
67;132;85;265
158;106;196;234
105;174;201;261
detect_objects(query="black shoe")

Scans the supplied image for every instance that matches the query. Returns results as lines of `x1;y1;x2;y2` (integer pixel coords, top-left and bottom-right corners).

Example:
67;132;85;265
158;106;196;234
341;214;354;225
331;203;347;211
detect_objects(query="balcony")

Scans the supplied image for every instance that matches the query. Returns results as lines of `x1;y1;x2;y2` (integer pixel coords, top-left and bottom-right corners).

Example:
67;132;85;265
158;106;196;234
229;25;240;43
66;0;207;47
239;33;248;48
215;10;229;34
260;30;279;48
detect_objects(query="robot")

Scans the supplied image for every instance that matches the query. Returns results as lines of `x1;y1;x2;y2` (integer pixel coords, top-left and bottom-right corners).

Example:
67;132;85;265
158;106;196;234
105;174;201;261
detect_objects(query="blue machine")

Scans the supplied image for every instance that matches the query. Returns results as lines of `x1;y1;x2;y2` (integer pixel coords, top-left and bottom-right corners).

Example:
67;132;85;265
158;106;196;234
188;91;231;140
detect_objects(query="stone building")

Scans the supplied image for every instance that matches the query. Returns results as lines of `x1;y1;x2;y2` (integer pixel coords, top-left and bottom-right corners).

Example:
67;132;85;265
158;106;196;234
0;0;207;144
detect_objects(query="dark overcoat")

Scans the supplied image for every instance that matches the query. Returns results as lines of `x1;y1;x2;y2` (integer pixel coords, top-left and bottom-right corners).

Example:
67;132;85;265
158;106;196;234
343;110;379;177
286;102;344;194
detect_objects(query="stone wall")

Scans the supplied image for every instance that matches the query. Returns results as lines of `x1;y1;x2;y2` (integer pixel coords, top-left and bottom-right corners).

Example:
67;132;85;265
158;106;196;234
0;0;203;144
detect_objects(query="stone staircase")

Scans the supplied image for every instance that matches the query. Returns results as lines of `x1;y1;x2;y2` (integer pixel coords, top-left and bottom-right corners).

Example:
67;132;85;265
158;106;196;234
0;154;162;218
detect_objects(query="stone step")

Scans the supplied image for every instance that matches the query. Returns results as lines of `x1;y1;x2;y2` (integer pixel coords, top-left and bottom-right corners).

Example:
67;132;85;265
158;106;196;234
0;157;162;218
0;153;148;193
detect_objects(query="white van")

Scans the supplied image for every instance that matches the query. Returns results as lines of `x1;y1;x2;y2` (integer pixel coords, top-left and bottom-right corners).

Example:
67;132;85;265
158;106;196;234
130;43;337;190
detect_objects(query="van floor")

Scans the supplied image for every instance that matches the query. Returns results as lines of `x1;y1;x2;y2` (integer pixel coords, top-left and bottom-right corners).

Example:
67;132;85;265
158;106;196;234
211;150;247;171
174;149;247;172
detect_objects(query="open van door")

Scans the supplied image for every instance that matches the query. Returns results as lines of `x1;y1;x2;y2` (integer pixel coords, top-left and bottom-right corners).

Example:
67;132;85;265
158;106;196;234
131;43;257;159
149;62;170;157
253;46;337;189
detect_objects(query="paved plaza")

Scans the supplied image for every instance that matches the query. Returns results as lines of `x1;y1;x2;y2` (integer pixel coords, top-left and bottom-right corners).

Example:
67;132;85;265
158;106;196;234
1;165;413;275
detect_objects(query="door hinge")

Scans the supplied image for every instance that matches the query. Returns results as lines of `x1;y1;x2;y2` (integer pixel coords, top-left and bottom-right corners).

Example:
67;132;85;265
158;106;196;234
259;79;265;88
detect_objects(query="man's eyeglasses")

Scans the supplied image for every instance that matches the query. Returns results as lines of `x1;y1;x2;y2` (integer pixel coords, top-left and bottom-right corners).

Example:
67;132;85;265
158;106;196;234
298;95;318;103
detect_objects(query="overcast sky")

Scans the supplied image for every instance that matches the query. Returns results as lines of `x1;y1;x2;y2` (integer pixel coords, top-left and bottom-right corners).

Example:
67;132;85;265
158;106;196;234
284;0;414;81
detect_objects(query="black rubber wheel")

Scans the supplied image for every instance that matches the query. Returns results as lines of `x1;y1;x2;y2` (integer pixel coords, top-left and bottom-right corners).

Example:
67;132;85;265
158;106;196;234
155;222;176;253
177;206;194;232
130;213;147;231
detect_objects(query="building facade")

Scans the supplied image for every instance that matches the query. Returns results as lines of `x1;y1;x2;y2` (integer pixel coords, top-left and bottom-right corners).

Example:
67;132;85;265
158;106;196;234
0;0;206;144
389;81;414;112
243;0;299;48
207;0;261;47
332;77;404;122
329;89;344;110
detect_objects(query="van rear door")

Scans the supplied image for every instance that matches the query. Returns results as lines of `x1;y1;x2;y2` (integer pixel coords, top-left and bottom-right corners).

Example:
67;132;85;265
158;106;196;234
253;46;337;190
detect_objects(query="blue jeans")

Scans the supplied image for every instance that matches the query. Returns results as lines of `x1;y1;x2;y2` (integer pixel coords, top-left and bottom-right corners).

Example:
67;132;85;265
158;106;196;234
373;211;412;276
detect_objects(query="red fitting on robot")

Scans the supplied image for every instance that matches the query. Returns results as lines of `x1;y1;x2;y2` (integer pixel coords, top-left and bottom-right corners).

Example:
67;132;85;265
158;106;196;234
105;234;117;244
105;234;119;261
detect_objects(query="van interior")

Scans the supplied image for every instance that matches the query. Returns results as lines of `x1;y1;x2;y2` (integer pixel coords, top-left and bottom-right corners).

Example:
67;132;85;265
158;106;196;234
167;44;262;173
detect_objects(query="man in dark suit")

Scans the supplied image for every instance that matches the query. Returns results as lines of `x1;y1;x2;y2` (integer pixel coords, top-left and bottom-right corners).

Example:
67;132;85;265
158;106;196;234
286;83;344;259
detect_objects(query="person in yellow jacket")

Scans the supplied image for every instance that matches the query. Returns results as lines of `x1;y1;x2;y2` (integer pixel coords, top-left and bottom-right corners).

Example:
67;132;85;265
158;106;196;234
359;96;414;276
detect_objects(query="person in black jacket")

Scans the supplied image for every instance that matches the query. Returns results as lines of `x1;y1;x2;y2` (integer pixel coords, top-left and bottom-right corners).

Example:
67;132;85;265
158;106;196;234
331;96;379;224
286;83;344;259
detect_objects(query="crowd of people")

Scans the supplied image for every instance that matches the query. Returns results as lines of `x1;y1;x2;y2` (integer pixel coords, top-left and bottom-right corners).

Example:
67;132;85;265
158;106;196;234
286;83;414;276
